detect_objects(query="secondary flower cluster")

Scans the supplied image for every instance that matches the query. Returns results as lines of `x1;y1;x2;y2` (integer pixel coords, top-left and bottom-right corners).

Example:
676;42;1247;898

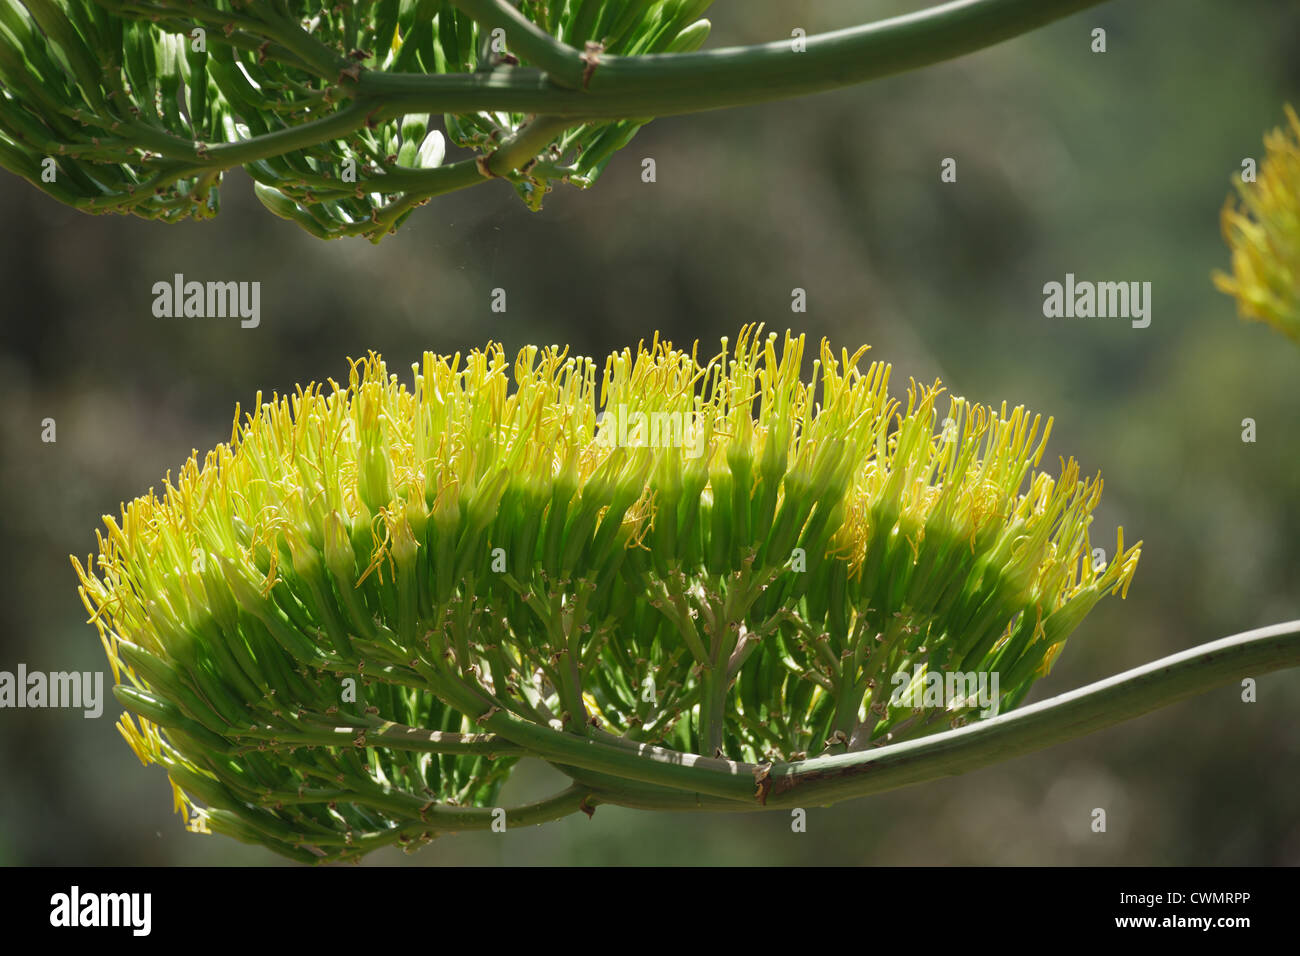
73;327;1139;861
1215;105;1300;345
0;1;712;237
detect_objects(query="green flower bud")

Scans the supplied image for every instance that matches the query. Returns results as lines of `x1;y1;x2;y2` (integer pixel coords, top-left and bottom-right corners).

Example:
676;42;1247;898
417;130;446;169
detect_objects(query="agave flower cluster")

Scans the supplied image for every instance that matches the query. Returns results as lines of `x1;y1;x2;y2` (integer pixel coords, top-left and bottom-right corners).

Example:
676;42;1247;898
1215;105;1300;345
73;328;1139;861
0;1;712;238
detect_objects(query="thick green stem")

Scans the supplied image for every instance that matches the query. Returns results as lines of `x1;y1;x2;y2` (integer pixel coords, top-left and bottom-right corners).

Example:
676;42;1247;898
364;0;1112;120
553;764;757;812
698;668;727;758
762;619;1300;806
484;114;584;176
238;620;1300;827
507;620;1300;810
17;0;1114;224
475;702;758;803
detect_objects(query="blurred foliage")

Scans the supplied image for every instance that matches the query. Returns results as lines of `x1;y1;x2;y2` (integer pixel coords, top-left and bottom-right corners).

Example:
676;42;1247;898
0;0;1298;865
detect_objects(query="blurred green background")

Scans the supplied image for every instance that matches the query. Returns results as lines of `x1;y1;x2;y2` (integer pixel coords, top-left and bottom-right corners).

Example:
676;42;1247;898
2;0;1298;865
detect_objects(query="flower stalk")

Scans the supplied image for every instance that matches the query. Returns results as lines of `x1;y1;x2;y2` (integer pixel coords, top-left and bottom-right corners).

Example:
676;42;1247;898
0;0;1112;239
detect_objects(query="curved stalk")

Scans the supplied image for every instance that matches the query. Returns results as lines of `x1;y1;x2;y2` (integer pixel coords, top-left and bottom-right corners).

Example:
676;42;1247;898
760;619;1300;807
342;619;1300;831
293;783;595;853
484;114;585;176
6;0;1116;233
363;0;1113;119
491;620;1300;811
447;0;589;89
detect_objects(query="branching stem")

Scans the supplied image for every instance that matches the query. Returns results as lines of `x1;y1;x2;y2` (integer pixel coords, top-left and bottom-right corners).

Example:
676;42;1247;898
505;620;1300;814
